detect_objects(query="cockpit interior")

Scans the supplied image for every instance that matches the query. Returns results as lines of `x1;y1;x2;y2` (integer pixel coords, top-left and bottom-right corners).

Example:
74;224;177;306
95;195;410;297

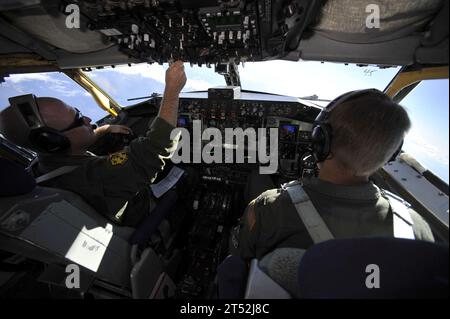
0;0;448;300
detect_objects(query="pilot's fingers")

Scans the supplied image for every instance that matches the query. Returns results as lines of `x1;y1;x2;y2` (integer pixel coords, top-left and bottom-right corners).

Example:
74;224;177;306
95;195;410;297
165;60;186;94
167;62;184;74
120;125;133;134
172;60;184;67
166;63;186;81
169;60;184;71
109;125;133;134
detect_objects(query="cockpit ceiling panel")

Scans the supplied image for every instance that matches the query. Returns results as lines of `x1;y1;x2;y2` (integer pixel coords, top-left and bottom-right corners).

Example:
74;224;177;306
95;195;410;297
2;4;114;53
313;0;443;43
0;0;447;67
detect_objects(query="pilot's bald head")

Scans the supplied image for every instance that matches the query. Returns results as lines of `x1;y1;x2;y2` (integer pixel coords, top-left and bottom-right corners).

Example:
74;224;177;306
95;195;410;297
34;97;96;154
36;97;75;131
1;96;96;154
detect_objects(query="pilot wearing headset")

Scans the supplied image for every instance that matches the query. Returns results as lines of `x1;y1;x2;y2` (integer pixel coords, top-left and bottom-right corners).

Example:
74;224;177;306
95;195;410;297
3;61;186;227
235;89;435;262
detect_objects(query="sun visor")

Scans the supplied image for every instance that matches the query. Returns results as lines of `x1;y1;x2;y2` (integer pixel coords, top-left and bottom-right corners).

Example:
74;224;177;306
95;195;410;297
312;0;443;43
2;4;113;53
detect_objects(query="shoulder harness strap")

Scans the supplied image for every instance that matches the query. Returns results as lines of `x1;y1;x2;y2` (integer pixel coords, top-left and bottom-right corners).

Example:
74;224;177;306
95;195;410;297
283;181;416;242
380;189;415;240
282;180;334;244
35;165;79;184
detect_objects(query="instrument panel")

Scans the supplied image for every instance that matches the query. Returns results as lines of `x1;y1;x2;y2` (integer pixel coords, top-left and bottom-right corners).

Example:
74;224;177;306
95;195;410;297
161;94;321;176
100;91;321;177
175;96;318;136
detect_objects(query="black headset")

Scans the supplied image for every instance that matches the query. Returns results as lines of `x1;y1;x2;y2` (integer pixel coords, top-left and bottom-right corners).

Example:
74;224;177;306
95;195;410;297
311;89;403;164
9;94;71;153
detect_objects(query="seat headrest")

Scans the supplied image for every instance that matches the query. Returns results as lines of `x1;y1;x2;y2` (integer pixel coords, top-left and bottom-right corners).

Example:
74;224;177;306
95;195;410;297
298;237;449;298
0;157;36;196
0;106;33;148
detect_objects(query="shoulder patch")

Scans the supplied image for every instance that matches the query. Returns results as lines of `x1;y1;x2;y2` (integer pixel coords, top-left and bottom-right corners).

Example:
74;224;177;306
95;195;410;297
109;151;128;166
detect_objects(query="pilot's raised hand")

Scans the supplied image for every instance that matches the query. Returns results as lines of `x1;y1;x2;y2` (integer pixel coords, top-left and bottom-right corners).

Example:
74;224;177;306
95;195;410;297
159;60;186;126
165;60;187;96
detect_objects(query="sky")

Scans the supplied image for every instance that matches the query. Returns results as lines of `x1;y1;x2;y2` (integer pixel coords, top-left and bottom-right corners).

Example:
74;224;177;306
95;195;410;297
0;61;448;183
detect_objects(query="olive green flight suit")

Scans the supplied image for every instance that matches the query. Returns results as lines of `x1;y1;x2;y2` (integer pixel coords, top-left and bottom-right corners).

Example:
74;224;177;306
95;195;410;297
237;177;435;261
38;117;178;227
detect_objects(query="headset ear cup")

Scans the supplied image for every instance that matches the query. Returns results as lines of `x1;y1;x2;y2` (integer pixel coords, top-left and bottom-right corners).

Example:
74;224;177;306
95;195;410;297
388;139;404;163
311;126;322;162
29;128;71;153
311;124;332;163
322;123;332;160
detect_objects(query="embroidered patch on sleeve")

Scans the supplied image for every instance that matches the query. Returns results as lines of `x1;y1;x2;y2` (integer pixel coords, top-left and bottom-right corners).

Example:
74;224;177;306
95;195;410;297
109;151;128;166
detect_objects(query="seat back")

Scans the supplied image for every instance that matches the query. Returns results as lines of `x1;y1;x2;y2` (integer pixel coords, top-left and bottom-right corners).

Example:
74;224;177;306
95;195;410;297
0;106;32;149
0;157;36;196
0;135;179;297
298;237;449;298
129;245;177;299
0;155;136;289
0;184;134;287
245;238;449;299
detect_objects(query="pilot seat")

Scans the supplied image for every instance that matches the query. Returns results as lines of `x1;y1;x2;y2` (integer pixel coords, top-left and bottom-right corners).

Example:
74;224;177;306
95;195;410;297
218;237;449;299
0;131;184;298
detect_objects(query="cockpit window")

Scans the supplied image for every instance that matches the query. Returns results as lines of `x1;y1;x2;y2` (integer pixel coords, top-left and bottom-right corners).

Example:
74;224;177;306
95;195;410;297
0;72;105;122
401;79;449;184
86;63;225;106
86;61;400;106
238;61;400;100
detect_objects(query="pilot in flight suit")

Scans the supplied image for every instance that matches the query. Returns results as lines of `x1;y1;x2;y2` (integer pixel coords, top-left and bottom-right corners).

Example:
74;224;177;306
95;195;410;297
38;117;178;226
236;178;435;260
24;61;187;227
235;89;435;261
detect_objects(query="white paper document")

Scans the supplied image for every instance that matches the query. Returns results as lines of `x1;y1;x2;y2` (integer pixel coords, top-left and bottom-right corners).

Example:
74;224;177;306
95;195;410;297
65;224;113;272
150;166;185;198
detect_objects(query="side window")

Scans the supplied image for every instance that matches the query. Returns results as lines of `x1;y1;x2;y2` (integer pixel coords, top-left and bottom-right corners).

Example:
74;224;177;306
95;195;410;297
0;72;107;122
401;79;449;184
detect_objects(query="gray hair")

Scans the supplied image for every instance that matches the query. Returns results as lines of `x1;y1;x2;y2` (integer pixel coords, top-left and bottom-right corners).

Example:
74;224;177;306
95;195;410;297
328;92;411;176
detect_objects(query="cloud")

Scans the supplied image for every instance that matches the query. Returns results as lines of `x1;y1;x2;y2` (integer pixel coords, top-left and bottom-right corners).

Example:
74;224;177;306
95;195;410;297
89;63;219;92
88;75;118;96
2;81;26;95
238;61;400;99
404;132;449;167
7;73;86;97
184;78;217;91
94;63;166;84
7;73;54;84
